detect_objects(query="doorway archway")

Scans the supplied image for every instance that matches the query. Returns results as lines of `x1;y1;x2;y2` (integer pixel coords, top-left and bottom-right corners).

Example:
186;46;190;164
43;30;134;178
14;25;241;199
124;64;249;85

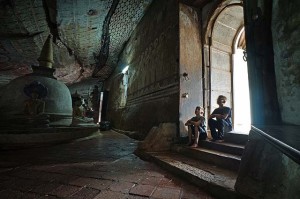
205;2;250;133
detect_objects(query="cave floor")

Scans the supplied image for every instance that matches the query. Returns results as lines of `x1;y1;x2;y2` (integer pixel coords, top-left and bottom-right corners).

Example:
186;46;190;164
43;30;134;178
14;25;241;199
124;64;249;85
0;130;215;199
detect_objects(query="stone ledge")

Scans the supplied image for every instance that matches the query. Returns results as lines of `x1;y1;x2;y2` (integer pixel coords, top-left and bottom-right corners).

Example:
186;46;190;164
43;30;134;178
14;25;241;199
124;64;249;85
0;127;100;149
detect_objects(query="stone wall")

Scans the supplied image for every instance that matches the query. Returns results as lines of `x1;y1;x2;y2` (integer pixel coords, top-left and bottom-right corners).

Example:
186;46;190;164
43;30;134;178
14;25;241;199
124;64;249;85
179;4;203;137
105;0;179;138
272;0;300;125
243;0;281;125
235;130;300;198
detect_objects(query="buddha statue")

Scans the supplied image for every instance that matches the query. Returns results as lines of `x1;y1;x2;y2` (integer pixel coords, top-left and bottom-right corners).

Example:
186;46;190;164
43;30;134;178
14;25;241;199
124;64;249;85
17;81;50;127
71;91;94;126
23;81;47;116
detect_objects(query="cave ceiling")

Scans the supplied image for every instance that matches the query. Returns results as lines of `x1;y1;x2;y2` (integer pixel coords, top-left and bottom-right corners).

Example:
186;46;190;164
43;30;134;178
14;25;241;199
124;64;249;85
0;0;152;86
180;0;211;8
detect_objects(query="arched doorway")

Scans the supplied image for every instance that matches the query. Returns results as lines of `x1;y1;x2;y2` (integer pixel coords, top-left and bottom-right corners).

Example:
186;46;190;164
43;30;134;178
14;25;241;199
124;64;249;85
205;2;250;133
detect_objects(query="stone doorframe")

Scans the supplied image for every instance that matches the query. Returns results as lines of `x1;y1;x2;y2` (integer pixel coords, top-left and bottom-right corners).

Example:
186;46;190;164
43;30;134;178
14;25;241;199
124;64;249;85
203;1;244;129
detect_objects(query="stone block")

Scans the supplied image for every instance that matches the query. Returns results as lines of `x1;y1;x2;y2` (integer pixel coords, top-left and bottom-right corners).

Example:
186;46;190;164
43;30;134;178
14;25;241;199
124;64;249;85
235;130;300;198
137;123;177;152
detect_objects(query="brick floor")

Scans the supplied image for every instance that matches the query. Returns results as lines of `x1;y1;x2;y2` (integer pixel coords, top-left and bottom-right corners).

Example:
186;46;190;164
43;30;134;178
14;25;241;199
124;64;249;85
93;190;126;199
0;130;215;199
129;184;156;197
48;184;81;197
31;182;62;195
70;177;113;190
68;187;100;199
109;181;135;193
151;187;182;199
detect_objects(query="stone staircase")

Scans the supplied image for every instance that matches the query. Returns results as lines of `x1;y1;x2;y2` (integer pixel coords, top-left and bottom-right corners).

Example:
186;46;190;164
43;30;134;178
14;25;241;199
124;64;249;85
136;131;249;199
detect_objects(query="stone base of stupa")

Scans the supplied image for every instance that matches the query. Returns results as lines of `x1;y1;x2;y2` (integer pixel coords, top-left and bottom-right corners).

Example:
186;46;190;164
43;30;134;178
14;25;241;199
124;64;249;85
0;126;99;149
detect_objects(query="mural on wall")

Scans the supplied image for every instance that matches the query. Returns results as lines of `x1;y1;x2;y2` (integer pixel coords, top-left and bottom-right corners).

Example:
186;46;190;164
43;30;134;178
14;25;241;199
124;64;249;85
126;24;179;106
106;0;179;136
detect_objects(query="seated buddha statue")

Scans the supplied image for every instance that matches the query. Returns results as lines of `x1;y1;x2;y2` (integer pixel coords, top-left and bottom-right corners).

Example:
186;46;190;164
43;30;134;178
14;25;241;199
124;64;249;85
71;92;94;126
24;91;45;116
18;81;50;127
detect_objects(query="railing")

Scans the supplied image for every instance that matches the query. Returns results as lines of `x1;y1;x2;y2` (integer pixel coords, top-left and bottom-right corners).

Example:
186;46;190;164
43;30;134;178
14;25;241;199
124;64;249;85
251;125;300;165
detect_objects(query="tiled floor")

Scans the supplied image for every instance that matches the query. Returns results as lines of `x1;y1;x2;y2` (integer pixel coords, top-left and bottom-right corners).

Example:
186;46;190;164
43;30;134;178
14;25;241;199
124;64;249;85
0;130;215;199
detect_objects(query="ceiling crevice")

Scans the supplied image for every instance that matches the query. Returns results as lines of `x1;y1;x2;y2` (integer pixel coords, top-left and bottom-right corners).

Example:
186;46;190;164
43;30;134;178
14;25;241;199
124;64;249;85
93;0;121;77
43;0;84;70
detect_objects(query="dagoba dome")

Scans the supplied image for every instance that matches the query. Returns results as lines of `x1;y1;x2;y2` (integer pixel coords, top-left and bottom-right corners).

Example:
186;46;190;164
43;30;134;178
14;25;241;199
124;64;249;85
0;34;72;128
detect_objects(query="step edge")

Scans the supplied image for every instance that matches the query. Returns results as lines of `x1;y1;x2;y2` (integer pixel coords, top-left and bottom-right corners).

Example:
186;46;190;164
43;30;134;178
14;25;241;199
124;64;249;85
199;141;246;149
148;151;238;175
148;152;236;187
198;142;244;155
145;152;239;199
172;145;242;161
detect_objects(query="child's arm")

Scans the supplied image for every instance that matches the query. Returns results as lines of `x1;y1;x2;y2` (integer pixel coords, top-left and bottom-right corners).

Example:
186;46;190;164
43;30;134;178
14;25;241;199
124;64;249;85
185;119;192;126
190;118;203;127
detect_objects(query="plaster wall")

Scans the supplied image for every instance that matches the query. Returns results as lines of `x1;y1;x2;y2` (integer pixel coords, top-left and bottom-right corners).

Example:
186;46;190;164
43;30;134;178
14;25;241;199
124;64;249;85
105;0;179;138
272;0;300;125
179;4;203;137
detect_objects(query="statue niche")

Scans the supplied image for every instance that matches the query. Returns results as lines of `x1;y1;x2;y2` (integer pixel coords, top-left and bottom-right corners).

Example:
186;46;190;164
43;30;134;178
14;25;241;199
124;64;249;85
71;91;94;125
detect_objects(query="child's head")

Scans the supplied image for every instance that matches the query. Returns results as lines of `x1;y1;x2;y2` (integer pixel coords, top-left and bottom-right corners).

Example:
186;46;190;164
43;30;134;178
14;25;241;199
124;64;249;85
217;95;227;105
195;106;204;116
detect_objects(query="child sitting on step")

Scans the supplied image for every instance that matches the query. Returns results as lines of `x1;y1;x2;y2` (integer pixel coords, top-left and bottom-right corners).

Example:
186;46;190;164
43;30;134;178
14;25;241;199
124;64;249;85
185;106;207;148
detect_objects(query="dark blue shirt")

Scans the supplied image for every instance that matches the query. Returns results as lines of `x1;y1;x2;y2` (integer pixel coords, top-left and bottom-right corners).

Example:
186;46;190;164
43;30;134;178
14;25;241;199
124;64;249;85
212;106;232;127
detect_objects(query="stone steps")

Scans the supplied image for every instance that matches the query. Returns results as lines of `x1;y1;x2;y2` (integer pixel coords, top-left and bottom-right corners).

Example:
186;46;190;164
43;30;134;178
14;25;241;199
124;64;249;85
171;144;242;172
137;150;241;199
135;132;249;198
224;131;249;145
198;140;245;156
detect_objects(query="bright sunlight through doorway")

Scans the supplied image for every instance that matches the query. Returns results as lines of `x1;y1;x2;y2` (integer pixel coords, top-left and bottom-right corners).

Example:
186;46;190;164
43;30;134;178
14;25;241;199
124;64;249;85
233;48;251;133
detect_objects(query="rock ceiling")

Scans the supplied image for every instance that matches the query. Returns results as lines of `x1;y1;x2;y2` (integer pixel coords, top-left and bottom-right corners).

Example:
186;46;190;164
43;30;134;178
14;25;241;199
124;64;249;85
0;0;152;86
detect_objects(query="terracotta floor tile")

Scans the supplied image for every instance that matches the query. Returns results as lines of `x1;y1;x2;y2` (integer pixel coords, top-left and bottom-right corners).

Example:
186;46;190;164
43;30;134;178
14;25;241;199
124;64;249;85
48;184;81;197
0;189;41;198
66;187;100;199
140;176;162;186
151;187;181;199
31;182;62;195
93;190;127;199
129;184;156;197
109;181;135;193
70;177;113;190
158;178;181;188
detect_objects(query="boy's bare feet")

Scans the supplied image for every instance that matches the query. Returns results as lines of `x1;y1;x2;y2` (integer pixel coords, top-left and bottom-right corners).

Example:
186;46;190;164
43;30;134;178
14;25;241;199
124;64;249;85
190;143;198;148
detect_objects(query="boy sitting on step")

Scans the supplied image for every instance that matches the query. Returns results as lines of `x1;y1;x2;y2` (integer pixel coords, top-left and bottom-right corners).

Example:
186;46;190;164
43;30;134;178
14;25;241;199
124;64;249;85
185;106;207;148
208;95;232;142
